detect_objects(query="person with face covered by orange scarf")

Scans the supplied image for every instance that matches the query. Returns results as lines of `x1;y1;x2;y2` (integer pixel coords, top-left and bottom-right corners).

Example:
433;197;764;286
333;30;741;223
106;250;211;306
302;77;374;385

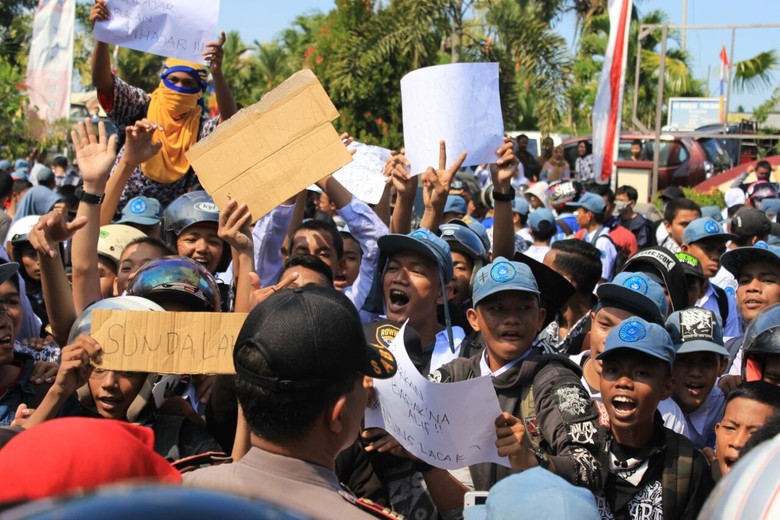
89;0;238;223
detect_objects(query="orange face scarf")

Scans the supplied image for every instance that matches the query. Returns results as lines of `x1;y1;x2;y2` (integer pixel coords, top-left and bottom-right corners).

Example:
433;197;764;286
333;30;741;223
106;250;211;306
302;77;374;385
141;58;207;184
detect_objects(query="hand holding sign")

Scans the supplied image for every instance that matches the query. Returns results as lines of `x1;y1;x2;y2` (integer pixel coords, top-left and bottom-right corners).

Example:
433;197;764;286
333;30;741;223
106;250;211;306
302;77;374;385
421;140;467;211
55;336;103;396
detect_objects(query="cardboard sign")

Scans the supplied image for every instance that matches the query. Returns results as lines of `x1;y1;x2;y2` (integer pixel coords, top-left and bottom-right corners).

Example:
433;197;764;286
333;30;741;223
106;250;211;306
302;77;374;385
365;322;509;470
401;63;504;174
90;310;247;374
186;69;353;221
94;0;220;64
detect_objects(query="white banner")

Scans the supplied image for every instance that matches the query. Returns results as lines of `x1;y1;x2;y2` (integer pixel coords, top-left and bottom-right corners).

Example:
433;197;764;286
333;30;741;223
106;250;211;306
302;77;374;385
95;0;221;64
365;322;509;470
26;0;76;122
401;63;504;175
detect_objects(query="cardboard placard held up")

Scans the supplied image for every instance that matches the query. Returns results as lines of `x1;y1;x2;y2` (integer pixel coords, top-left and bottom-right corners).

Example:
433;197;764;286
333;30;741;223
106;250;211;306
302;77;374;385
90;310;248;375
185;69;353;221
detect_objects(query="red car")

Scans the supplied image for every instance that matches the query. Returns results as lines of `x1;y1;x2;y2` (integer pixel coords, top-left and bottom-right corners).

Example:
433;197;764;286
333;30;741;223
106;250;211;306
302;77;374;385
562;134;722;189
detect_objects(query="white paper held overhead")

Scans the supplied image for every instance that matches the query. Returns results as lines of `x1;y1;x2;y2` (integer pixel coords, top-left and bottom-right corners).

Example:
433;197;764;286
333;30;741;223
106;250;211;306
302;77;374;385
401;63;504;175
94;0;220;64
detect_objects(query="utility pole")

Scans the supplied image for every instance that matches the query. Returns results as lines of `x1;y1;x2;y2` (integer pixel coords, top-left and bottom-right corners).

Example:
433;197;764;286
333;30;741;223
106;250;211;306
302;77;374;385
682;0;687;52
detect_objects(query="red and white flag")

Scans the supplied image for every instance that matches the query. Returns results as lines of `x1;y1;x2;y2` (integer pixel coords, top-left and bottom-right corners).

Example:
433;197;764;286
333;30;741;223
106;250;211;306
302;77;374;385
25;0;76;121
592;0;634;184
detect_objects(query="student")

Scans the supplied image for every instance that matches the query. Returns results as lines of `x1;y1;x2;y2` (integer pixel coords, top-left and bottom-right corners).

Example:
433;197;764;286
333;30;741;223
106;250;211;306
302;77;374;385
96;224;146;298
570;192;617;282
615;185;653;249
511;197;533;244
439;221;488;307
430;257;604;492
595;317;715;519
739;304;780;385
279;254;334;288
22;295;223;460
713;381;780;479
720;241;780;374
363;228;462;374
571;271;687;435
659;198;701;254
184;287;399;519
538;239;601;355
621;246;689;314
442;195;467;222
674;252;708;308
525;208;556;263
0;262;50;425
665;308;729;449
680;217;740;337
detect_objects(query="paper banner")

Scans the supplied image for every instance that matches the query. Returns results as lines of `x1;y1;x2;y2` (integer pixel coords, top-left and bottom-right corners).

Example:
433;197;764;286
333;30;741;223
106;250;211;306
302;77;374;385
90;310;247;374
401;63;504;174
186;69;353;221
365;322;509;470
94;0;220;63
308;141;391;204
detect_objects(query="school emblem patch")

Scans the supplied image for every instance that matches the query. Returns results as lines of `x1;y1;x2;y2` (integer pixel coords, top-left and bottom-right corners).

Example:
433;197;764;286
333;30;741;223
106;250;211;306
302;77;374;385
622;275;648;294
490;261;516;282
704;220;720;234
618;320;647;343
130;198;147;214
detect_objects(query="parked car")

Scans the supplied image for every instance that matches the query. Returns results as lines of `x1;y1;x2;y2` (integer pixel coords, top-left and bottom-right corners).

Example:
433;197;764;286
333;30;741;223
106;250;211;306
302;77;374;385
694;155;780;193
506;131;567;158
561;133;718;189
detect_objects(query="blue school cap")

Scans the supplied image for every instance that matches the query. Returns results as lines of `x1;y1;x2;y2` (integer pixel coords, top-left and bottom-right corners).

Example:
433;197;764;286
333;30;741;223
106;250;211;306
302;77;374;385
682;217;736;245
665;308;728;356
595;271;668;324
598;316;676;368
472;257;539;306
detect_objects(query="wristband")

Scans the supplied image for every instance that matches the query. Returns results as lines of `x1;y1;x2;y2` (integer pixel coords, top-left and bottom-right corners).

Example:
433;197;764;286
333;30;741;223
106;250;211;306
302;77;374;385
75;186;105;205
492;187;516;202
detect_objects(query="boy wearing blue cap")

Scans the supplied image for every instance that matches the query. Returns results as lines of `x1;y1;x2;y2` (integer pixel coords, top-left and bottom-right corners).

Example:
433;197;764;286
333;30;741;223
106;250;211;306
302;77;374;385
681;217;740;337
525;208;556;263
665;308;729;449
430;257;604;492
596;317;714;519
570;192;617;282
571;271;688;435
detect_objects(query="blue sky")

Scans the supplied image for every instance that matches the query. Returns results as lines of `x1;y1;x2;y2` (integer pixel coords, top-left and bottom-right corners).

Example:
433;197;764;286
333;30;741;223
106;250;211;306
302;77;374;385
218;0;779;112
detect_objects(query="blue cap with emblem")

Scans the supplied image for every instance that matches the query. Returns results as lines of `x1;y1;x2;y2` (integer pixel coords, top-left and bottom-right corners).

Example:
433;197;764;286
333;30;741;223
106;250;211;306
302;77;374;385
118;196;163;226
595;271;669;324
682;217;737;245
598;316;675;368
472;256;539;306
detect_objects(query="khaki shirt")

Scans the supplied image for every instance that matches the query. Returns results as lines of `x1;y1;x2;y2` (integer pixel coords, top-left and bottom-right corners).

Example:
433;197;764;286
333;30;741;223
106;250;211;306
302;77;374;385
183;447;376;519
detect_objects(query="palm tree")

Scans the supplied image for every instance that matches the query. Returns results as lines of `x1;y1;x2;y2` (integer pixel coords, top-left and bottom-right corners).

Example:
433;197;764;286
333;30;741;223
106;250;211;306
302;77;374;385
251;40;291;92
733;50;778;94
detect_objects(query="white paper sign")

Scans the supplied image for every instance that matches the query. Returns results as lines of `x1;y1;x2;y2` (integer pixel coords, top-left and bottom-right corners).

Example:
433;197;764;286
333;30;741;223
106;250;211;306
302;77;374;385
365;322;509;470
95;0;221;64
307;142;391;204
401;63;504;175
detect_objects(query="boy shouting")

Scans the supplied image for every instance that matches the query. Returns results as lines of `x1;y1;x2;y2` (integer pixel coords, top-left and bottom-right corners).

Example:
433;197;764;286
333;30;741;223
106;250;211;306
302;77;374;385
595;317;714;519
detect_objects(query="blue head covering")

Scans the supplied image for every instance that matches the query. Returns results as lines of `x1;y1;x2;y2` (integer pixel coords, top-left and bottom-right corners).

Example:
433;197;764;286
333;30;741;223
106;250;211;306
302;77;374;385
12;186;64;223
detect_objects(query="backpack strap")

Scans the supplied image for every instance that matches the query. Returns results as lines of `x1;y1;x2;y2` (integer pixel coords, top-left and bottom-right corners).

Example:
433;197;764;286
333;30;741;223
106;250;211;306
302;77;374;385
520;383;544;450
712;285;730;326
661;429;693;520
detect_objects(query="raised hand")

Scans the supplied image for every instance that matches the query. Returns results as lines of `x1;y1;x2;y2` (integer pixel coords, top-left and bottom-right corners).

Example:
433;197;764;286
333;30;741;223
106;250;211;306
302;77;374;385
122;118;163;167
218;199;253;253
89;0;109;24
384;152;418;200
29;212;88;258
247;271;300;310
422;140;467;209
491;137;519;190
71;118;116;189
53;336;102;397
203;31;227;75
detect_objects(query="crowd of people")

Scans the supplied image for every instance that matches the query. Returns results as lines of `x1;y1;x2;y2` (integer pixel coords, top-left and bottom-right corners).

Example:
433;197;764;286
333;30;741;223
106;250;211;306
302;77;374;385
0;2;779;518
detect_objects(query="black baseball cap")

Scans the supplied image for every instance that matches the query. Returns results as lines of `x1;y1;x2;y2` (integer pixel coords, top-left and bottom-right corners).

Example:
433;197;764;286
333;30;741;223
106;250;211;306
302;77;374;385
731;207;779;238
659;186;685;201
234;287;397;392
